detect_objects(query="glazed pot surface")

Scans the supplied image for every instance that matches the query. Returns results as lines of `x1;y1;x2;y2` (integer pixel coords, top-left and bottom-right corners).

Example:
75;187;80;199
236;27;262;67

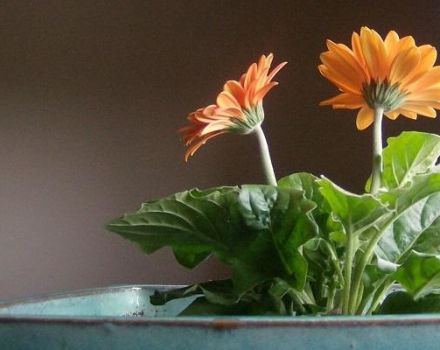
1;285;439;350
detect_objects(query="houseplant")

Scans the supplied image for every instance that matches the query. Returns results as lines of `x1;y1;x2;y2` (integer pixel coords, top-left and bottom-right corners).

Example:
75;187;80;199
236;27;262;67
3;26;440;350
106;27;440;317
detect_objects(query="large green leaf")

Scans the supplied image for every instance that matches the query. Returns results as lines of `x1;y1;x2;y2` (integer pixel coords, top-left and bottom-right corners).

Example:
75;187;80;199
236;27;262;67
356;174;440;313
278;173;342;309
106;185;318;294
230;185;318;291
278;172;323;204
278;173;332;243
106;186;238;262
317;178;393;314
378;131;440;190
394;251;440;299
318;177;390;236
376;174;440;265
414;217;440;254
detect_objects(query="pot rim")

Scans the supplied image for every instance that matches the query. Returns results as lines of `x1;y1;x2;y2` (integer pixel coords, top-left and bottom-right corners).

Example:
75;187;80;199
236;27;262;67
1;284;440;327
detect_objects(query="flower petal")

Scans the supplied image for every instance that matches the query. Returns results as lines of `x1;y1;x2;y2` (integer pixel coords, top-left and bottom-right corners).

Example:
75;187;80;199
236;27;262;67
267;61;288;83
404;46;438;88
389;47;421;85
407;87;440;101
201;120;234;135
356;106;375;130
326;40;369;83
394;108;418;119
360;27;388;80
319;92;365;109
217;91;241;110
385;111;399;120
244;63;258;89
215;107;242;118
418;45;437;71
253;82;278;105
352;32;367;70
384;31;399;53
184;131;225;161
223;80;245;106
318;64;361;94
399;104;437;118
408;66;440;91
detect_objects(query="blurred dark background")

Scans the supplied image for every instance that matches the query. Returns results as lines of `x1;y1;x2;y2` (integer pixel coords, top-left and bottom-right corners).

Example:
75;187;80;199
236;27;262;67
1;0;439;300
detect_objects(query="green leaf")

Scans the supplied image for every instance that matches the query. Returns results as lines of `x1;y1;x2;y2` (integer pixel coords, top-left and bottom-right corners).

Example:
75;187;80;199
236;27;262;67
376;173;440;265
279;173;342;306
150;280;238;306
414;217;440;254
152;279;314;316
106;186;238;261
278;172;323;204
394;251;440;299
173;246;211;268
379;131;440;190
231;185;318;291
318;177;391;236
106;185;319;295
379;291;440;314
356;173;440;312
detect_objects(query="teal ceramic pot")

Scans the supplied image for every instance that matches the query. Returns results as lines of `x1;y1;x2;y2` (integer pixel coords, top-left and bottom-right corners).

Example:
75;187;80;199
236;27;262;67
1;285;440;350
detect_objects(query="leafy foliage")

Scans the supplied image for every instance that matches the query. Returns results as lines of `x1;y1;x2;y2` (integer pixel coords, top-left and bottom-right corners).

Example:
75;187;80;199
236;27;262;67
380;131;440;190
107;182;323;310
106;131;440;316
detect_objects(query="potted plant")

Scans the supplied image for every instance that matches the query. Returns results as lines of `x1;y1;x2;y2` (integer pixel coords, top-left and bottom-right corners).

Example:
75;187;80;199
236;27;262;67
2;26;440;349
107;26;440;317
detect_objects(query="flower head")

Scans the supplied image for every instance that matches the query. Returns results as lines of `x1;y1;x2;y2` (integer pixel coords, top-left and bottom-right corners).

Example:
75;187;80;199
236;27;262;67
319;27;440;130
180;54;287;160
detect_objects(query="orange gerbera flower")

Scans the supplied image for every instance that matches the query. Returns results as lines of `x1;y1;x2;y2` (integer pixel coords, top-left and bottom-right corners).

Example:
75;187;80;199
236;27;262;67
180;54;287;160
319;27;440;130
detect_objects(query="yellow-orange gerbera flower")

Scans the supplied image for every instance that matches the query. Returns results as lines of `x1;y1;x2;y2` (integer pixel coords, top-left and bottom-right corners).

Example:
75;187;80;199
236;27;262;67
180;54;287;160
319;27;440;130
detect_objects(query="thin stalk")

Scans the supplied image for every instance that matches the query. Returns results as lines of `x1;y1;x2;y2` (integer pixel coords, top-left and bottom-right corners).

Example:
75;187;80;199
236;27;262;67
370;107;384;194
342;229;355;314
254;124;277;186
349;229;384;314
326;284;336;312
303;282;316;305
322;240;345;283
350;212;395;314
354;283;364;315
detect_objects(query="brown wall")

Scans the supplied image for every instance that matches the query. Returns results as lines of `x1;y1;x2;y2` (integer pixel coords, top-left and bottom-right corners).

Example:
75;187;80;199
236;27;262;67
1;0;440;300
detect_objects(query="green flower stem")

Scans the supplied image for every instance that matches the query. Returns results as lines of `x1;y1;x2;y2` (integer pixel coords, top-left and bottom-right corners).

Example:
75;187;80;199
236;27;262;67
349;229;383;314
342;231;355;314
350;213;394;314
326;283;336;312
254;124;277;186
355;283;364;313
370;107;385;194
323;240;344;284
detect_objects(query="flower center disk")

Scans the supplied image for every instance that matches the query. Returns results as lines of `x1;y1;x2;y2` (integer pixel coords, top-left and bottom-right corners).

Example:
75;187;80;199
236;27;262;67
362;80;407;112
